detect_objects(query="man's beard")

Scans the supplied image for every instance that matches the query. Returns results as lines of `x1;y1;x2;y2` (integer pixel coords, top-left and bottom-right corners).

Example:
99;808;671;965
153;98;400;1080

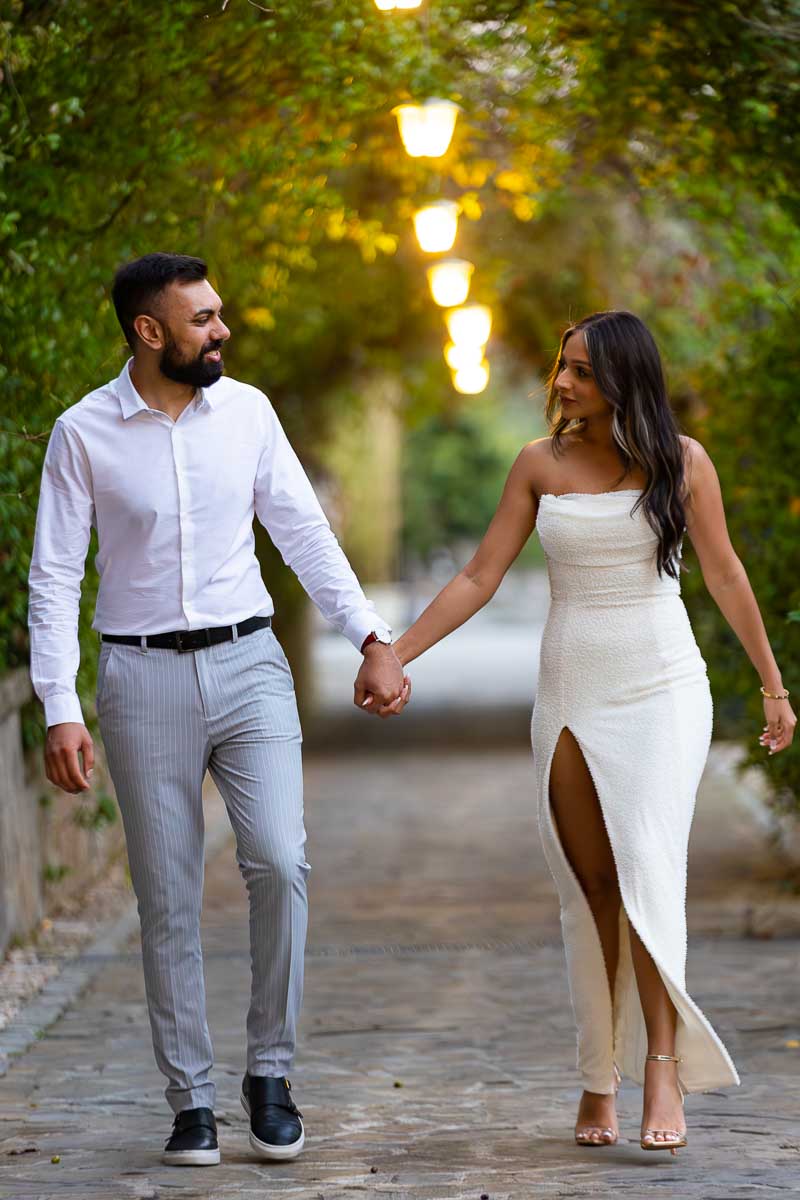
159;333;225;388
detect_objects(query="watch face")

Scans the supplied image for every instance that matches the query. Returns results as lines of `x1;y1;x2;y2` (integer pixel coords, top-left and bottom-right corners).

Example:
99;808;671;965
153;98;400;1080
373;629;393;644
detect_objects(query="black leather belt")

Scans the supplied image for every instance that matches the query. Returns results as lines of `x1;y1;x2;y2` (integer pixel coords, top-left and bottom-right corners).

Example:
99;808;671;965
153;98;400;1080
101;615;271;653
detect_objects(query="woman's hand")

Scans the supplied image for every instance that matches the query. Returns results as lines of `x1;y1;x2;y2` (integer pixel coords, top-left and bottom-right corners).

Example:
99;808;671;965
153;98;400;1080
759;697;797;755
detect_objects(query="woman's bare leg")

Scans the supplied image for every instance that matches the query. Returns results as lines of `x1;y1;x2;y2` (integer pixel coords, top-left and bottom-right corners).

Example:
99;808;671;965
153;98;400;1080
629;929;686;1144
550;728;620;1144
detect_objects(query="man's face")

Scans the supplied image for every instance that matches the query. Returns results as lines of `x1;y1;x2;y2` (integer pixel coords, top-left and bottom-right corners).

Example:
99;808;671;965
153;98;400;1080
156;279;231;388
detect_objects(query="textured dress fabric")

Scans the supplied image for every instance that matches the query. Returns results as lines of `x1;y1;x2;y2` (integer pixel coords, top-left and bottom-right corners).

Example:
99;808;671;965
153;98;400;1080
531;490;740;1095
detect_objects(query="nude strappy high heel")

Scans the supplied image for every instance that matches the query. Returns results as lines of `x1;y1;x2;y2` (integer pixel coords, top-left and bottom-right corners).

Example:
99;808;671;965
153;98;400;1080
574;1064;621;1147
640;1054;687;1154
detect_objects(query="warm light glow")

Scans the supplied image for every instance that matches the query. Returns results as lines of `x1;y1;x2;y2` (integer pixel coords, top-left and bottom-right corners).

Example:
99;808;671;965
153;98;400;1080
427;259;473;307
413;200;459;253
374;0;423;8
452;360;490;394
392;99;460;158
445;303;493;347
444;340;484;371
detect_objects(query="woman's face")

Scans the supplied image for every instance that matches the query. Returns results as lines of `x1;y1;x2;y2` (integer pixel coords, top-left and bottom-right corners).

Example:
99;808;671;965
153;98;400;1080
554;330;610;421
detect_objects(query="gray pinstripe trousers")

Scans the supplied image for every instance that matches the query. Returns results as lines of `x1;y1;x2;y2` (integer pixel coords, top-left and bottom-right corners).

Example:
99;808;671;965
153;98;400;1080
96;624;308;1114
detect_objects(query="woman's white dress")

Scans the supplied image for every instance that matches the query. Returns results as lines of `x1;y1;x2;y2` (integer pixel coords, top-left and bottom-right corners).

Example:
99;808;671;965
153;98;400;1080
531;490;740;1095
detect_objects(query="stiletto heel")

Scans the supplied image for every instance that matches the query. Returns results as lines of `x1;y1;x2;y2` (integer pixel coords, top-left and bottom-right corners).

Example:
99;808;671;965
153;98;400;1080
575;1064;621;1147
640;1054;687;1154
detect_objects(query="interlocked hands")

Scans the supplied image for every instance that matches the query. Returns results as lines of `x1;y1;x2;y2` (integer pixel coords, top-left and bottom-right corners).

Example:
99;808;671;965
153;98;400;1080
353;643;411;719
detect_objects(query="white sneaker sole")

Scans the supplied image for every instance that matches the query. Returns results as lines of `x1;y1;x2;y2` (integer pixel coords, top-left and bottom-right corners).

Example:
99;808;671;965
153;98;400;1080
162;1147;221;1166
240;1091;305;1160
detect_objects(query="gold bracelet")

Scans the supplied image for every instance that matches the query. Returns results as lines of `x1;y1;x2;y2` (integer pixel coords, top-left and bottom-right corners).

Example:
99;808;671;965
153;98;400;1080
761;685;789;700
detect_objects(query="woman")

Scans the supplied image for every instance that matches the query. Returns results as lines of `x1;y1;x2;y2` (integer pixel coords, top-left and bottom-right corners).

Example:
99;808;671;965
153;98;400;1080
370;311;795;1153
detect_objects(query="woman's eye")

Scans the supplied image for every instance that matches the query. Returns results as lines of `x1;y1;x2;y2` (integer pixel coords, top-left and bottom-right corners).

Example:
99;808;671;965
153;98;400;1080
577;368;590;378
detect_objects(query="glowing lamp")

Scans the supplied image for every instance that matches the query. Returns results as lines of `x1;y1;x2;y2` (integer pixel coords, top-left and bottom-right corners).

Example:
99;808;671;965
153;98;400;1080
452;360;490;395
444;340;484;371
392;99;460;158
413;200;460;253
427;259;473;307
374;0;423;8
445;303;492;347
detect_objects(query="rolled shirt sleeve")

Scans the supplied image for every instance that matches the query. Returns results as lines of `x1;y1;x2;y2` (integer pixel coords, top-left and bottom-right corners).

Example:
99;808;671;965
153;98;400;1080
254;399;391;650
28;420;94;727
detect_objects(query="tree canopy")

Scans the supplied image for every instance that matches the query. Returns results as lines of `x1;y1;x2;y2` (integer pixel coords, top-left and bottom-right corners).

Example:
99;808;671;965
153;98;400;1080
2;0;798;807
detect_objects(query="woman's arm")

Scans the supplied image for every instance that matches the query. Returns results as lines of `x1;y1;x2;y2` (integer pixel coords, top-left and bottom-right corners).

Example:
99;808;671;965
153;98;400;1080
684;438;796;755
393;444;540;669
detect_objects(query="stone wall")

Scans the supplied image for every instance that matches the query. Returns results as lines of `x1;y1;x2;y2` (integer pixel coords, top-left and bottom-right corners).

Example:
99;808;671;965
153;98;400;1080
0;670;125;957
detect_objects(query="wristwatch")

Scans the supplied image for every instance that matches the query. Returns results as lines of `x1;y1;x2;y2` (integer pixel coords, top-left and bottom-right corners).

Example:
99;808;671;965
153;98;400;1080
361;629;393;652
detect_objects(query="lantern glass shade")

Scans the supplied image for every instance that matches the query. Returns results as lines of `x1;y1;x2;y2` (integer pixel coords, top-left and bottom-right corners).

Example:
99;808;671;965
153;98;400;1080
452;360;490;395
392;99;460;158
445;303;493;347
413;200;459;253
427;259;473;308
444;340;484;371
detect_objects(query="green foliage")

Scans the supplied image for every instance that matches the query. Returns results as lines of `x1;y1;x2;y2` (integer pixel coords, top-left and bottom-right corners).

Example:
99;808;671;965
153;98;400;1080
3;0;800;824
42;862;70;885
681;300;800;811
71;791;118;832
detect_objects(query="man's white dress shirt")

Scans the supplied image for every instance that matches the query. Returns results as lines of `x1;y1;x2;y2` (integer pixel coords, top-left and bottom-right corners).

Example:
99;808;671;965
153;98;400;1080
28;360;391;728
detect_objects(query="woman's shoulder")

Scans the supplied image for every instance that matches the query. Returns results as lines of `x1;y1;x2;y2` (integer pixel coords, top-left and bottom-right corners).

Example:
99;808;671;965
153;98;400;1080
678;435;718;502
516;435;568;497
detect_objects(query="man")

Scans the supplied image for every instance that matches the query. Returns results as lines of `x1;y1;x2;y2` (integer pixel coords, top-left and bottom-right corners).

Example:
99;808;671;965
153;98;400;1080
28;252;409;1167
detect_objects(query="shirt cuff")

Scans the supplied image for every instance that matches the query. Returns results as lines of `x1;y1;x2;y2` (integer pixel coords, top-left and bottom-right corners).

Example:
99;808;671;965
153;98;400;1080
44;692;85;728
342;610;393;653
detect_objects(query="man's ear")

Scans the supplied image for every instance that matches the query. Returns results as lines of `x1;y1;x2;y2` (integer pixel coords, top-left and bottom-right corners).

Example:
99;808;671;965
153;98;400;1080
132;312;166;351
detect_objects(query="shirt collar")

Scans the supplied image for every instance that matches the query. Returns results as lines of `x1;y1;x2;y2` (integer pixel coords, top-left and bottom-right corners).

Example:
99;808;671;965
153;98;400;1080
115;359;214;420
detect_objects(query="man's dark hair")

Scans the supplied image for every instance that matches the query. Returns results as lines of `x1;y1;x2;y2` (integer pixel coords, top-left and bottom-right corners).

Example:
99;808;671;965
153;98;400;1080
112;253;208;349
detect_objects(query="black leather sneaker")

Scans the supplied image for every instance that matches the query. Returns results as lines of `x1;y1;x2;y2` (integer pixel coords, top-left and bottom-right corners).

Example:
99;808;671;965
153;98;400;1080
240;1074;304;1160
162;1106;220;1166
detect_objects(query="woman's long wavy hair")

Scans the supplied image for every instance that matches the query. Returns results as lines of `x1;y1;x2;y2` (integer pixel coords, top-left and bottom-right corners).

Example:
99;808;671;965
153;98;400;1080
545;310;686;580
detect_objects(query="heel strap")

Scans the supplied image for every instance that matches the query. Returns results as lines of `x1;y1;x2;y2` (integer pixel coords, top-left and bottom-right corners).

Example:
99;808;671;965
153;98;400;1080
646;1054;682;1063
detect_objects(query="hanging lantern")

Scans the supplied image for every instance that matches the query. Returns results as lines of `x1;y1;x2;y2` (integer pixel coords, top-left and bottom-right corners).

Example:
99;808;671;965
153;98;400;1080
444;340;484;371
392;99;460;158
374;0;423;8
413;200;460;253
445;303;493;347
452;360;490;395
427;259;474;308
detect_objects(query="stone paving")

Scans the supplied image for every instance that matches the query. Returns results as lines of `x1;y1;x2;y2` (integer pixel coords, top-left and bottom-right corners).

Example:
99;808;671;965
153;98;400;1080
1;746;799;1199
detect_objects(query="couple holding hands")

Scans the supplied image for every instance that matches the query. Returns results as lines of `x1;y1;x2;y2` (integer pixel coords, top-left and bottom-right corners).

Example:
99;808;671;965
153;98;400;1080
29;253;794;1166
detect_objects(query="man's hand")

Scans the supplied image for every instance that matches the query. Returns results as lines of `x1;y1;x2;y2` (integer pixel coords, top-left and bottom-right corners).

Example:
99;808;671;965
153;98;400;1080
353;644;410;719
45;722;94;794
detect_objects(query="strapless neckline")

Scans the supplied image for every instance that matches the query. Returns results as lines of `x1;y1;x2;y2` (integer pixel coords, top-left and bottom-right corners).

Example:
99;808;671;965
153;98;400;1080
539;489;643;502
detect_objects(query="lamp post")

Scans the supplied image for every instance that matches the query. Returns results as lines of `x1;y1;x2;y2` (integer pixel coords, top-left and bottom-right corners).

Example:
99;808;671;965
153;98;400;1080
413;200;460;253
444;340;484;371
452;361;490;395
392;99;460;158
445;304;492;395
427;259;474;308
445;303;492;347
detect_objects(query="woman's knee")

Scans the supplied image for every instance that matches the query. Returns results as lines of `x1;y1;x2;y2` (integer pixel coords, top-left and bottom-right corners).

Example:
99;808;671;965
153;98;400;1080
579;867;621;913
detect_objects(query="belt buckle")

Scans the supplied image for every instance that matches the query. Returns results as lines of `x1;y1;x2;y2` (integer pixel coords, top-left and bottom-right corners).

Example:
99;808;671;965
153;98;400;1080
175;630;196;654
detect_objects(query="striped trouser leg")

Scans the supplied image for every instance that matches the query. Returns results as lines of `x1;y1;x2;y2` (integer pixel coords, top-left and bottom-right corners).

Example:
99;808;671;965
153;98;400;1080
97;639;215;1114
97;624;309;1108
199;627;308;1078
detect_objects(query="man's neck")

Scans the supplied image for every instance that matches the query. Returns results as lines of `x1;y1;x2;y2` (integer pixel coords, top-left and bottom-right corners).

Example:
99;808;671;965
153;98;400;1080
129;359;196;422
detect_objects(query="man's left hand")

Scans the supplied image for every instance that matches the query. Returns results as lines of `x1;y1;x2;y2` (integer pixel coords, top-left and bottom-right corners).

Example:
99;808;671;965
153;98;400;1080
354;644;410;719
